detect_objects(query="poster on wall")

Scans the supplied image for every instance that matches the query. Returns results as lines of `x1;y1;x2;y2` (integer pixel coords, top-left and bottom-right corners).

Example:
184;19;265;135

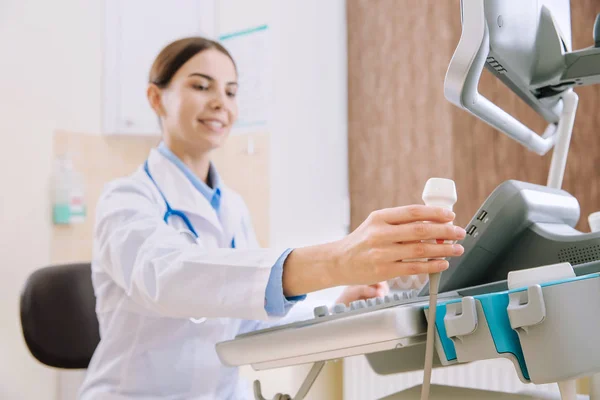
219;25;271;135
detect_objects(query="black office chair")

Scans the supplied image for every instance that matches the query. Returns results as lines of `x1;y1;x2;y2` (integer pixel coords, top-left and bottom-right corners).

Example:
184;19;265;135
20;262;100;369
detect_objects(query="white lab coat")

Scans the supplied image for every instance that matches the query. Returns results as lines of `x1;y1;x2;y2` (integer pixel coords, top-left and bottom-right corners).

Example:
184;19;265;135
79;149;312;400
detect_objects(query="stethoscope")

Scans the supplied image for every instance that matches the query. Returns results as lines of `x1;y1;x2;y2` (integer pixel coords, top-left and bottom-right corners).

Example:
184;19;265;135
144;160;236;248
144;160;235;324
144;160;199;241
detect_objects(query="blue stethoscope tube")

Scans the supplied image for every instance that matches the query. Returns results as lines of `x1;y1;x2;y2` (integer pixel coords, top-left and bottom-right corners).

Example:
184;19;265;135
144;160;200;239
144;160;236;248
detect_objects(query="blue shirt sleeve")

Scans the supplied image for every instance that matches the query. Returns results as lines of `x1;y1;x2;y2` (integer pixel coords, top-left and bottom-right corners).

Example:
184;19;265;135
264;248;307;316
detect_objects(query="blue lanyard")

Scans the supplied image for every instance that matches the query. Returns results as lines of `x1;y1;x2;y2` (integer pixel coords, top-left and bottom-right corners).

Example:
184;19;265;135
144;160;235;248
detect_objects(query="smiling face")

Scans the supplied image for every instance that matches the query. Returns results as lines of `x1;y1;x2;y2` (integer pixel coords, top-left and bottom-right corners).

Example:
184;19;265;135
147;48;239;154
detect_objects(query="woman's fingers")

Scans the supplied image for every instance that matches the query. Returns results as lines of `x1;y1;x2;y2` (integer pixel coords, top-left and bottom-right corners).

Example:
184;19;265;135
389;242;464;261
359;285;380;298
373;205;455;225
355;282;389;299
369;281;390;297
332;203;466;288
379;222;466;243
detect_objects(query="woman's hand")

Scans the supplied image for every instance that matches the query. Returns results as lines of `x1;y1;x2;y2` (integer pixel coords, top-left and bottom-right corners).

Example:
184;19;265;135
335;281;390;307
328;205;465;286
282;205;466;297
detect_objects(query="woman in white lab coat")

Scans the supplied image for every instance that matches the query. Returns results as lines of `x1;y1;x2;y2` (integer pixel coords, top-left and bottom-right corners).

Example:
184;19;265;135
78;37;466;399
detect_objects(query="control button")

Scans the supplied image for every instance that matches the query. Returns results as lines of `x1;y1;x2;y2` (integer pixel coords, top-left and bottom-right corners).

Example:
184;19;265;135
351;300;367;310
313;305;329;318
332;304;347;314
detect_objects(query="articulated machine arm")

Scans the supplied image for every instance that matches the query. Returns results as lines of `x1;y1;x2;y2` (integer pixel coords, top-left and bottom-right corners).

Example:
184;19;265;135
444;0;600;189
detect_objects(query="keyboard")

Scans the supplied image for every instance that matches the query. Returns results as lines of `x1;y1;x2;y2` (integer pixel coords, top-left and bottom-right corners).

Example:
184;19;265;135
215;290;460;370
236;289;423;339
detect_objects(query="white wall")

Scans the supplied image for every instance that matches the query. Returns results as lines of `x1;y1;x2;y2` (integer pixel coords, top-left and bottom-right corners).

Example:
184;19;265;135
269;0;349;249
0;0;103;399
217;0;349;250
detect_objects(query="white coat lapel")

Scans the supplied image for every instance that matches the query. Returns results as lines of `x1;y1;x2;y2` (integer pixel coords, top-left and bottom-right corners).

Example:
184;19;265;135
146;149;222;234
218;185;243;248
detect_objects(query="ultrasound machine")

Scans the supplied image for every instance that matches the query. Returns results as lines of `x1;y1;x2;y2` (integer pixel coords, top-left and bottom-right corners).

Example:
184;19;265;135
216;1;600;399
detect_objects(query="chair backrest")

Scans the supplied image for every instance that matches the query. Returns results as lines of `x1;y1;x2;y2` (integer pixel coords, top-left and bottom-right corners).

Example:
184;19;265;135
20;263;100;369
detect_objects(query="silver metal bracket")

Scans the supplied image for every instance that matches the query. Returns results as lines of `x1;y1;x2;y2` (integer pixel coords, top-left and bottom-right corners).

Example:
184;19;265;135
253;361;326;400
